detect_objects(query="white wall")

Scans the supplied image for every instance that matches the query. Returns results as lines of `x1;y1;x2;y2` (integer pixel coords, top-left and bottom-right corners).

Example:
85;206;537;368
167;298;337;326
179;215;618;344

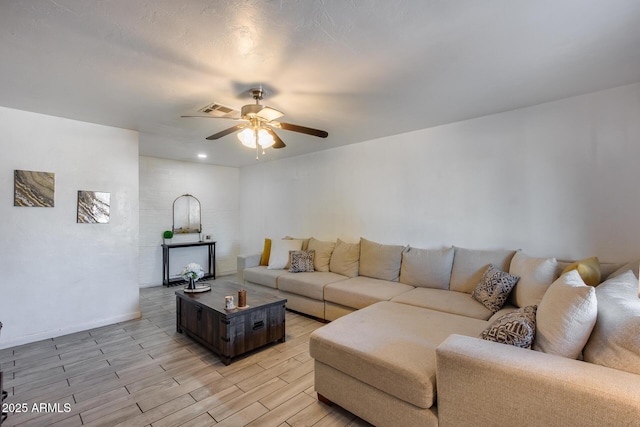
0;106;140;349
139;157;240;287
240;83;640;262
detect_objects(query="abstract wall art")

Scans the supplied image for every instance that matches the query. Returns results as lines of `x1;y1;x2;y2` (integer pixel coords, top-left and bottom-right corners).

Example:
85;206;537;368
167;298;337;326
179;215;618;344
77;191;110;223
14;169;56;207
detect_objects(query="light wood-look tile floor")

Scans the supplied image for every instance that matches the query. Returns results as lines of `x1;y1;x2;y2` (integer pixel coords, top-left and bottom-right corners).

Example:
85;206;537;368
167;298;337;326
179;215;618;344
0;278;371;427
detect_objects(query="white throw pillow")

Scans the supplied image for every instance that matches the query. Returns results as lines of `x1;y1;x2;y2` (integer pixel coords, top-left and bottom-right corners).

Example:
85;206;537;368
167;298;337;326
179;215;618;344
267;239;303;270
533;270;597;359
509;252;558;307
583;270;640;375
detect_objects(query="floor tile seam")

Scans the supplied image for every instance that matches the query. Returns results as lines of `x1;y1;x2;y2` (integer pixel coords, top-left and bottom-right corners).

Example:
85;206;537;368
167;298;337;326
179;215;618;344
208;377;289;421
213;400;271;424
247;393;316;426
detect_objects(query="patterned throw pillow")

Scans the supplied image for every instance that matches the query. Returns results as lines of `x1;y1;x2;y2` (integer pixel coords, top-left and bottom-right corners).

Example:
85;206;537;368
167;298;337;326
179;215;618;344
472;264;520;313
289;250;315;273
481;306;537;349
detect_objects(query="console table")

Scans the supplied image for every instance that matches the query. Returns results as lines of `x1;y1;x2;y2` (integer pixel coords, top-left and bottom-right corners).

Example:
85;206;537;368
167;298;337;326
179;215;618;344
162;241;216;286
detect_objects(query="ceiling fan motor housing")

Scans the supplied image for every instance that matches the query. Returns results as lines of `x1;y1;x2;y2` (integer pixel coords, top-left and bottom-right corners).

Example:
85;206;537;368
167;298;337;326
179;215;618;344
241;104;265;118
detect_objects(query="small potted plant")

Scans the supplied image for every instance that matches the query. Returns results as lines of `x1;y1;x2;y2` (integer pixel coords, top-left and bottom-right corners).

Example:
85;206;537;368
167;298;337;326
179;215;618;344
181;262;204;290
163;230;173;245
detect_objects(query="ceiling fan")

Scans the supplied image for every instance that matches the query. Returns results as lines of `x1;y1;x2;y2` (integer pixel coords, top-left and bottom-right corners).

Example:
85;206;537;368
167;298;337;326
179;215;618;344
182;88;328;157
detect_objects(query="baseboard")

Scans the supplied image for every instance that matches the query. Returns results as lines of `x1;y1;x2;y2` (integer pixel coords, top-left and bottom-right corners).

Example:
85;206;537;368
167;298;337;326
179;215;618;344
0;311;141;350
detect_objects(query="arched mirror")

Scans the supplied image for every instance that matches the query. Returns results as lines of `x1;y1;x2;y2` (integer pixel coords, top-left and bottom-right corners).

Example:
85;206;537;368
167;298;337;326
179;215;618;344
172;194;202;234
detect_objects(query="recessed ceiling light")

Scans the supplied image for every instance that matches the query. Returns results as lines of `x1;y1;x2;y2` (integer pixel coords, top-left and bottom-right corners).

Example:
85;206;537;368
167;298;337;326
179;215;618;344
197;153;207;158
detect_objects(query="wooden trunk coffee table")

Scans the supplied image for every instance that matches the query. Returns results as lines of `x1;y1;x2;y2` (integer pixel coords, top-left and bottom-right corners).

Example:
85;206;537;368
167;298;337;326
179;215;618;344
176;283;287;365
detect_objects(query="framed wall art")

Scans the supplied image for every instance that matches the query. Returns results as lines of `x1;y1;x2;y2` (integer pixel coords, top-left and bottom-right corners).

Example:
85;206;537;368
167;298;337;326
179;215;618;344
14;169;55;207
77;191;110;223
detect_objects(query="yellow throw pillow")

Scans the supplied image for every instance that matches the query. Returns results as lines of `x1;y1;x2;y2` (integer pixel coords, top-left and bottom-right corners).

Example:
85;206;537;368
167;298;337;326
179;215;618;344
562;256;601;286
259;238;272;266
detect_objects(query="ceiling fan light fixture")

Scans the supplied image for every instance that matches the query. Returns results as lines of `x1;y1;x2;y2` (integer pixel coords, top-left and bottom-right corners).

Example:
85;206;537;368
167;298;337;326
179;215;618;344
237;127;275;149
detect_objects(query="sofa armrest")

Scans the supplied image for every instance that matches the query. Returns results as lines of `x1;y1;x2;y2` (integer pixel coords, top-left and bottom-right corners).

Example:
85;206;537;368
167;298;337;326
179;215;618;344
237;253;262;284
436;334;640;427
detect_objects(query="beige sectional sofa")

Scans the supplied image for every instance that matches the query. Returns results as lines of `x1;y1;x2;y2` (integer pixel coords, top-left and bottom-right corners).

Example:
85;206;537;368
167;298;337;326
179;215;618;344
237;237;640;426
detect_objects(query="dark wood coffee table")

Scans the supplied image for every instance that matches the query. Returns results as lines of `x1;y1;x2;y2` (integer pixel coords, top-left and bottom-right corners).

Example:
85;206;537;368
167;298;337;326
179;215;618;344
176;282;287;365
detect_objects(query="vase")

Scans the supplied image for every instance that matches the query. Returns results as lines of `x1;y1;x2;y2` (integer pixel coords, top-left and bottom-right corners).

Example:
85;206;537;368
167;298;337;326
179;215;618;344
187;277;196;290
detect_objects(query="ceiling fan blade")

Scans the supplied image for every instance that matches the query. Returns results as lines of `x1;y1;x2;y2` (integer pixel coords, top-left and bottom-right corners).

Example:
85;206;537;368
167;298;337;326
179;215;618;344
273;122;328;138
205;124;246;140
181;115;244;120
265;128;286;149
256;106;284;122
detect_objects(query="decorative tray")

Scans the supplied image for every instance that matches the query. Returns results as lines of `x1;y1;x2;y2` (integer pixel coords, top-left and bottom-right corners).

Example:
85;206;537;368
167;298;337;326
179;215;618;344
183;284;211;293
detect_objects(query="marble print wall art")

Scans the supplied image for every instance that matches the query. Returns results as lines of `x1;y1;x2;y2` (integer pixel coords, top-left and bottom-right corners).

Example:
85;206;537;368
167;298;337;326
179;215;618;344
77;191;110;223
14;170;55;207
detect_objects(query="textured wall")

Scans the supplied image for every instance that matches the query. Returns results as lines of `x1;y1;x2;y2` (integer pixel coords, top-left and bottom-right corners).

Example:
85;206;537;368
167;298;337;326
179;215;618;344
240;83;640;263
139;157;240;287
0;106;140;349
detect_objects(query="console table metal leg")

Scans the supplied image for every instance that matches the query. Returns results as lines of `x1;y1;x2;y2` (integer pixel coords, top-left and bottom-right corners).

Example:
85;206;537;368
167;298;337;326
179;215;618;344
162;246;170;286
209;243;216;280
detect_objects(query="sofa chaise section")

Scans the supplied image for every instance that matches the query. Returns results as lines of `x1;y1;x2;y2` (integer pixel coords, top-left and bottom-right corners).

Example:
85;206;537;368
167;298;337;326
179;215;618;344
310;301;488;426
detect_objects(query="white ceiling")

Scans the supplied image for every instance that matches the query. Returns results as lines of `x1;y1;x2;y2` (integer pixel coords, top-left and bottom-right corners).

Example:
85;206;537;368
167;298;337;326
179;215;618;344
1;1;639;167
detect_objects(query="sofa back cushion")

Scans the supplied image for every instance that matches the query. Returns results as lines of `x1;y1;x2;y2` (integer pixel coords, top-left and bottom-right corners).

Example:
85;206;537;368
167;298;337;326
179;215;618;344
509;252;558;307
329;239;360;277
307;238;336;272
359;238;405;282
399;246;454;290
583;270;640;375
449;247;517;294
533;270;597;359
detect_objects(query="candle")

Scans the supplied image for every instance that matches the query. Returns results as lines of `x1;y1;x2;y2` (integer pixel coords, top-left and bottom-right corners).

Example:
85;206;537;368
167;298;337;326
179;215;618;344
238;289;247;307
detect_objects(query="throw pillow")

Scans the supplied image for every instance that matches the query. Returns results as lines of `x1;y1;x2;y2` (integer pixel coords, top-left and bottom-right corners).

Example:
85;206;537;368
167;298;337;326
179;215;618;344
508;252;558;307
481;305;537;349
359;237;405;282
399;246;455;290
449;247;517;294
583;270;640;375
307;238;336;272
267;239;303;270
533;270;598;359
329;239;360;277
472;264;520;313
289;250;315;273
259;238;272;266
562;256;601;286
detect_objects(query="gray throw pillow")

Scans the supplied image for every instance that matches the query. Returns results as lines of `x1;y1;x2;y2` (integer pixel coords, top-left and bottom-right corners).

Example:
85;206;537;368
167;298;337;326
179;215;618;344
289;250;315;273
472;264;520;313
481;305;537;349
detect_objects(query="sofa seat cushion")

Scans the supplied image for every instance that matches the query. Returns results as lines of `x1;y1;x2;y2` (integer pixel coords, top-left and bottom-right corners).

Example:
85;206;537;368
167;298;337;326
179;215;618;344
324;276;414;310
243;266;291;289
309;301;488;409
391;287;494;320
278;271;348;300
